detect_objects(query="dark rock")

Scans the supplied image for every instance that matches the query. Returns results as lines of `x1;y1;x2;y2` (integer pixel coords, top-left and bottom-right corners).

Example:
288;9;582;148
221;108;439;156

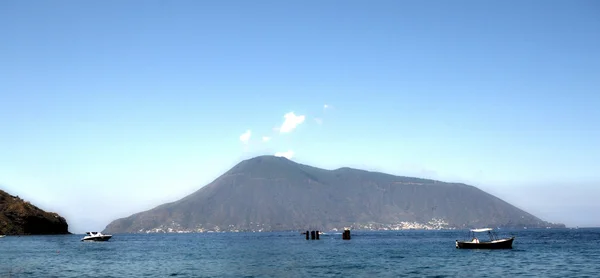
0;189;70;235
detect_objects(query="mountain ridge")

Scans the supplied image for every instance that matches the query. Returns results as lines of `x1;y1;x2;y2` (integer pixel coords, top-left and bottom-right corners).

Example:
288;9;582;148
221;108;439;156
104;155;564;233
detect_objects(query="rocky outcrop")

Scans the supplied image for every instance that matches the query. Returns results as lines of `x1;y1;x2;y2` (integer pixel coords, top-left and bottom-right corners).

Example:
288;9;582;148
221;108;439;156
0;189;70;235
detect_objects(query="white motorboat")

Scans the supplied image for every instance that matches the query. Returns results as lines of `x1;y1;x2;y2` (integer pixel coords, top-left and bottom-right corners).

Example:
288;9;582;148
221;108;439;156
81;232;112;242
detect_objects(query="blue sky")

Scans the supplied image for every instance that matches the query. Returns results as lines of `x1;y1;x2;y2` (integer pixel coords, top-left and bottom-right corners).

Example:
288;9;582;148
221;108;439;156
1;1;599;232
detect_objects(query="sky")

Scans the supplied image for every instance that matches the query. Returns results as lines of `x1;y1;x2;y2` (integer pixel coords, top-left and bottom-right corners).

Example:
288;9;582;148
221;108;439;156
1;1;599;232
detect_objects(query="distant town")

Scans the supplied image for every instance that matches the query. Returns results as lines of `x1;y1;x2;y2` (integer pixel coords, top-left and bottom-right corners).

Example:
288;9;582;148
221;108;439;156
137;218;456;234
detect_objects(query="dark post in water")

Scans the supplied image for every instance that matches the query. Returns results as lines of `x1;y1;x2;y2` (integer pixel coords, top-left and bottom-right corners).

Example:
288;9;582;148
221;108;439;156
303;230;321;240
342;228;351;240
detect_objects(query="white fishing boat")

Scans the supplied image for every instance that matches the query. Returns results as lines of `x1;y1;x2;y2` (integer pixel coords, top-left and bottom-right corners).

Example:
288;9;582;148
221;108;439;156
456;228;514;249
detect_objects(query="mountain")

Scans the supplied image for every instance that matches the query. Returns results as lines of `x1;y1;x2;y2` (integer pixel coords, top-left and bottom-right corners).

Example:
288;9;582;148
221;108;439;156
104;156;564;233
0;189;70;235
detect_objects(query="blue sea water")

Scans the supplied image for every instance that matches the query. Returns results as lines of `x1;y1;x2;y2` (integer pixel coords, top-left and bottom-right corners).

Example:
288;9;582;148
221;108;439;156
1;229;599;277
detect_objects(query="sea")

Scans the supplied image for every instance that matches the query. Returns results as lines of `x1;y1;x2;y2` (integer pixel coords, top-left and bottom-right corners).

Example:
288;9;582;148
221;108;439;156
1;228;599;277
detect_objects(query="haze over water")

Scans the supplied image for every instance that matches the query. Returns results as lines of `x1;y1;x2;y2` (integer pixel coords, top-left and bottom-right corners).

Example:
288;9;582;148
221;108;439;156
2;229;599;277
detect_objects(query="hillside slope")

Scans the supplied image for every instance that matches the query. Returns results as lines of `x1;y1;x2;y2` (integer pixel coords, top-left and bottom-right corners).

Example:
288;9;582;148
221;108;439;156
0;189;70;235
104;156;563;233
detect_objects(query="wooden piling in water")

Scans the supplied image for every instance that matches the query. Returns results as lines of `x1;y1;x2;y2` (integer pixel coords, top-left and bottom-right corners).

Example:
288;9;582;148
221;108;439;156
303;230;323;240
342;228;351;240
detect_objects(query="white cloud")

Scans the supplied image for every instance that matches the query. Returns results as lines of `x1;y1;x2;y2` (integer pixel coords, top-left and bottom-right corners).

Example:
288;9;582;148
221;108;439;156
314;118;323;125
239;130;251;144
279;112;305;133
274;150;294;159
324;104;329;109
262;136;271;142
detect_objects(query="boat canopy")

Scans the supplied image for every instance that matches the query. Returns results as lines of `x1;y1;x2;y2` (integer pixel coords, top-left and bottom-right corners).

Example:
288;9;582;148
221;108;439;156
470;228;493;232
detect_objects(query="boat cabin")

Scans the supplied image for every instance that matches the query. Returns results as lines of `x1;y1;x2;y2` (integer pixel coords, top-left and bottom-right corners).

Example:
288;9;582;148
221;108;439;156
468;228;498;242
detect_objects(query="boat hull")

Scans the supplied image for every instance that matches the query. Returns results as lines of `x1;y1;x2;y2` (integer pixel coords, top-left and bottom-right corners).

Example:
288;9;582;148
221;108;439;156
81;236;112;242
456;237;514;249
